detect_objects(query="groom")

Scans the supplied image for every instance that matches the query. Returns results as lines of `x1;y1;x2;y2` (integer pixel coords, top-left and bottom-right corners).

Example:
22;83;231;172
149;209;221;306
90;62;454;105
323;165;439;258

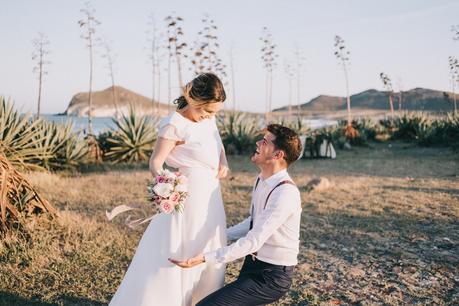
170;124;303;306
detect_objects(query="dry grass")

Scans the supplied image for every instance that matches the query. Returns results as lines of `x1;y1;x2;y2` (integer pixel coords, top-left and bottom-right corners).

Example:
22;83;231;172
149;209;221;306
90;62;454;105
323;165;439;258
0;142;458;305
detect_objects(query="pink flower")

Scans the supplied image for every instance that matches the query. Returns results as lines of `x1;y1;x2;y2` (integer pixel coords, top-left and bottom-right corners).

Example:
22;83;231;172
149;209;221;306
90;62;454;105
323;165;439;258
159;200;175;214
153;196;162;205
170;192;180;202
157;176;166;183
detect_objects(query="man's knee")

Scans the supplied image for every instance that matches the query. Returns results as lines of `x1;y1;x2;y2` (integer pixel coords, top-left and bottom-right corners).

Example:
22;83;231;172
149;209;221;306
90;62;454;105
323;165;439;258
195;300;207;306
196;294;228;306
196;282;244;306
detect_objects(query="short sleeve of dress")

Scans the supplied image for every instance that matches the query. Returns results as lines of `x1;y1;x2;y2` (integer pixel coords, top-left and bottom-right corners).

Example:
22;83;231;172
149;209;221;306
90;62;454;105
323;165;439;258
158;113;186;141
211;116;224;150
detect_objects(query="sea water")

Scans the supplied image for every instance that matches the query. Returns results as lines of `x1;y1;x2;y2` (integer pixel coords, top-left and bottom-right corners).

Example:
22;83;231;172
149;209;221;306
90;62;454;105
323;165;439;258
42;115;118;135
41;115;337;135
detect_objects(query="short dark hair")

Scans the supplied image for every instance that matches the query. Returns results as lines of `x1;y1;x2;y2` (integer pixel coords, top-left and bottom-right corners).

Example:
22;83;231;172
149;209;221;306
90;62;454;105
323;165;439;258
267;124;302;166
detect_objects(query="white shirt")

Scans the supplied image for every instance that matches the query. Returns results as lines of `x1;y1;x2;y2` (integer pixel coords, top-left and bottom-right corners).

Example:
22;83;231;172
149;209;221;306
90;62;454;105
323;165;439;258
204;169;302;266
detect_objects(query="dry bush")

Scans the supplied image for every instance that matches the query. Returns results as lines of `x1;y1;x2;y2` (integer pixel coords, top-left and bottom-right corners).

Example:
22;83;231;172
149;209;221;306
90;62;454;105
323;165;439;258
0;154;56;231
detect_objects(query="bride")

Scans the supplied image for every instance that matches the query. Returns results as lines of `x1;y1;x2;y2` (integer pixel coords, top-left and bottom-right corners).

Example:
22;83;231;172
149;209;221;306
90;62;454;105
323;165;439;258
110;73;229;306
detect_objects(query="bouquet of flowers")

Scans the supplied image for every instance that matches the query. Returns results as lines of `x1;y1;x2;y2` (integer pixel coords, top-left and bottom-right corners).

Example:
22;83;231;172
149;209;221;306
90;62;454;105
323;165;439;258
147;169;188;214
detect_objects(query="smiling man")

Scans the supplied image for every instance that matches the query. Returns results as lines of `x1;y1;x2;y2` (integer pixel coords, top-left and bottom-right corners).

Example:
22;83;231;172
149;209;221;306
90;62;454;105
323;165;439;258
170;124;303;306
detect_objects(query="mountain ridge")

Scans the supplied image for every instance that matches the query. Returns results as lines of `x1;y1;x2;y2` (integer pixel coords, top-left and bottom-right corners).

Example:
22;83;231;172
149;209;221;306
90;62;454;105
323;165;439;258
64;85;170;117
64;86;458;117
274;87;457;112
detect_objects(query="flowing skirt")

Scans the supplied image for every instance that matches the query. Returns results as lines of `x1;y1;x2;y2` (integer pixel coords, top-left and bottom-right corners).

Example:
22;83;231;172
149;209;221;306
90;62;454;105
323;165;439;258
110;168;227;306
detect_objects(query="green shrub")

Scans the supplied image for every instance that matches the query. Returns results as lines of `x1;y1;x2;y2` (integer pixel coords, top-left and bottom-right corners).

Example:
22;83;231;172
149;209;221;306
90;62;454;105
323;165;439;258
334;119;371;146
102;108;158;163
0;97;53;170
419;114;459;148
0;97;89;170
97;129;117;154
440;114;459;149
391;113;432;142
30;120;88;170
352;118;378;141
274;116;310;135
217;112;260;155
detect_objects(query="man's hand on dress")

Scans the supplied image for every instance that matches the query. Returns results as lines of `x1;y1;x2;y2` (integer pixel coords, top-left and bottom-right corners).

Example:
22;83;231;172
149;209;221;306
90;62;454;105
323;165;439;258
169;254;205;268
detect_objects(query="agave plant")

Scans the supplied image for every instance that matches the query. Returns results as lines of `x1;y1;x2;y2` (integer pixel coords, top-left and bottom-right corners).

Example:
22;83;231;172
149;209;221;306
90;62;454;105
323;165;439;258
347;118;380;144
63;132;90;168
30;120;88;170
391;113;432;142
217;112;260;155
103;107;158;163
0;97;52;170
96;129;116;155
420;114;459;148
274;116;310;135
333;119;366;146
441;114;459;148
0;97;89;171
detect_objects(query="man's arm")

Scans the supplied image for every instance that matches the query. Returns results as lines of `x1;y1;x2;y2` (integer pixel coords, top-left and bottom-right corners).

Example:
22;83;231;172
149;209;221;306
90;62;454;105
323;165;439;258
169;215;253;268
226;216;251;241
204;185;298;264
169;182;300;269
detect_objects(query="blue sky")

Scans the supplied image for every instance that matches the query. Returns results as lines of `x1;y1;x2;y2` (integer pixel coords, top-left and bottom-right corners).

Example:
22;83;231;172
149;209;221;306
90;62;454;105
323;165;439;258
1;0;458;114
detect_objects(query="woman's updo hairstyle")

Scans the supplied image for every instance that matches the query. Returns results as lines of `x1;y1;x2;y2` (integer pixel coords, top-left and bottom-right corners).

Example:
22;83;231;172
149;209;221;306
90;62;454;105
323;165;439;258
174;73;226;110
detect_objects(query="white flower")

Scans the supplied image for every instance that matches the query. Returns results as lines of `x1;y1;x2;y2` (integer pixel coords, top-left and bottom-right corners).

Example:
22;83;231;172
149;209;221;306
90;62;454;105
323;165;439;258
153;183;174;198
175;183;188;193
177;175;188;185
162;169;176;179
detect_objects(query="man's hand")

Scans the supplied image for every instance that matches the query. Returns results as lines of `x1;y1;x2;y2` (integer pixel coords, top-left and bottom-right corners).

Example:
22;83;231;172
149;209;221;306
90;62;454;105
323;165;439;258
169;253;205;268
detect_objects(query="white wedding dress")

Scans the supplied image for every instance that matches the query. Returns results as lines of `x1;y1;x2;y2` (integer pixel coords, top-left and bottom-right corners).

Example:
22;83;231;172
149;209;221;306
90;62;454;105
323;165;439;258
110;112;227;306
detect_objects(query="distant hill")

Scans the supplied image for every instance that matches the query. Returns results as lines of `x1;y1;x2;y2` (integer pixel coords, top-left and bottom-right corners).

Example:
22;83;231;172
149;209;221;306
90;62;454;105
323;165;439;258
274;88;457;112
64;86;170;117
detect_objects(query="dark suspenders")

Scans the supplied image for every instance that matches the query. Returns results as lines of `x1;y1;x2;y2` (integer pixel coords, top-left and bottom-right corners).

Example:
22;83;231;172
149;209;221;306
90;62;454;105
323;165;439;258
249;177;296;230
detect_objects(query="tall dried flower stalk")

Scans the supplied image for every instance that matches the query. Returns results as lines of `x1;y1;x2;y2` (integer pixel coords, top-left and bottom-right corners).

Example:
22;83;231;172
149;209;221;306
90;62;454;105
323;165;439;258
260;27;277;123
32;32;51;119
78;1;101;135
380;72;395;116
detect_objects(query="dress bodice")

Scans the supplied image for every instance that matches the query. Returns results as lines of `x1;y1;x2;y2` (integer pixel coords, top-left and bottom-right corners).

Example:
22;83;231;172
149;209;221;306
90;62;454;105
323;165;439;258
158;112;223;171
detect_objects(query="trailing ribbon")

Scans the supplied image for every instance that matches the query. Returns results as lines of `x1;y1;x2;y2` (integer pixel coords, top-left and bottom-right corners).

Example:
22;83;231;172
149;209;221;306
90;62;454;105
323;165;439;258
105;204;157;229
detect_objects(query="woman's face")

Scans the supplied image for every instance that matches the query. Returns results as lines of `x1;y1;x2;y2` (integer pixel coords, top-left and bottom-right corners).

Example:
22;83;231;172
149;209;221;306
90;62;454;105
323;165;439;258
189;102;223;122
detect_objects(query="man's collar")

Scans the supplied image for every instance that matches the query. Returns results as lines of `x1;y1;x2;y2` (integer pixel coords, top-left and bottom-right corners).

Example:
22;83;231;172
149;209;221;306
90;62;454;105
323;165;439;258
259;169;288;188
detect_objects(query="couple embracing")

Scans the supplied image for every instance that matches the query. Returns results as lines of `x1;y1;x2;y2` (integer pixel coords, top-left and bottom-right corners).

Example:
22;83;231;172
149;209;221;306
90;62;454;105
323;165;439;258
109;73;303;306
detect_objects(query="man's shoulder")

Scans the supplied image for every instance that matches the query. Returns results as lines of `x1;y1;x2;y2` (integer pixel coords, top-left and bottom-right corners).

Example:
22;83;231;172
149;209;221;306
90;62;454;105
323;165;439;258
281;171;297;187
276;181;300;194
271;177;300;198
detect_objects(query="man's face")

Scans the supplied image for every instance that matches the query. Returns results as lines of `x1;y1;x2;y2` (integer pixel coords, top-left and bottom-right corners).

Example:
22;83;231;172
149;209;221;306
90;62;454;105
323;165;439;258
251;131;279;165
